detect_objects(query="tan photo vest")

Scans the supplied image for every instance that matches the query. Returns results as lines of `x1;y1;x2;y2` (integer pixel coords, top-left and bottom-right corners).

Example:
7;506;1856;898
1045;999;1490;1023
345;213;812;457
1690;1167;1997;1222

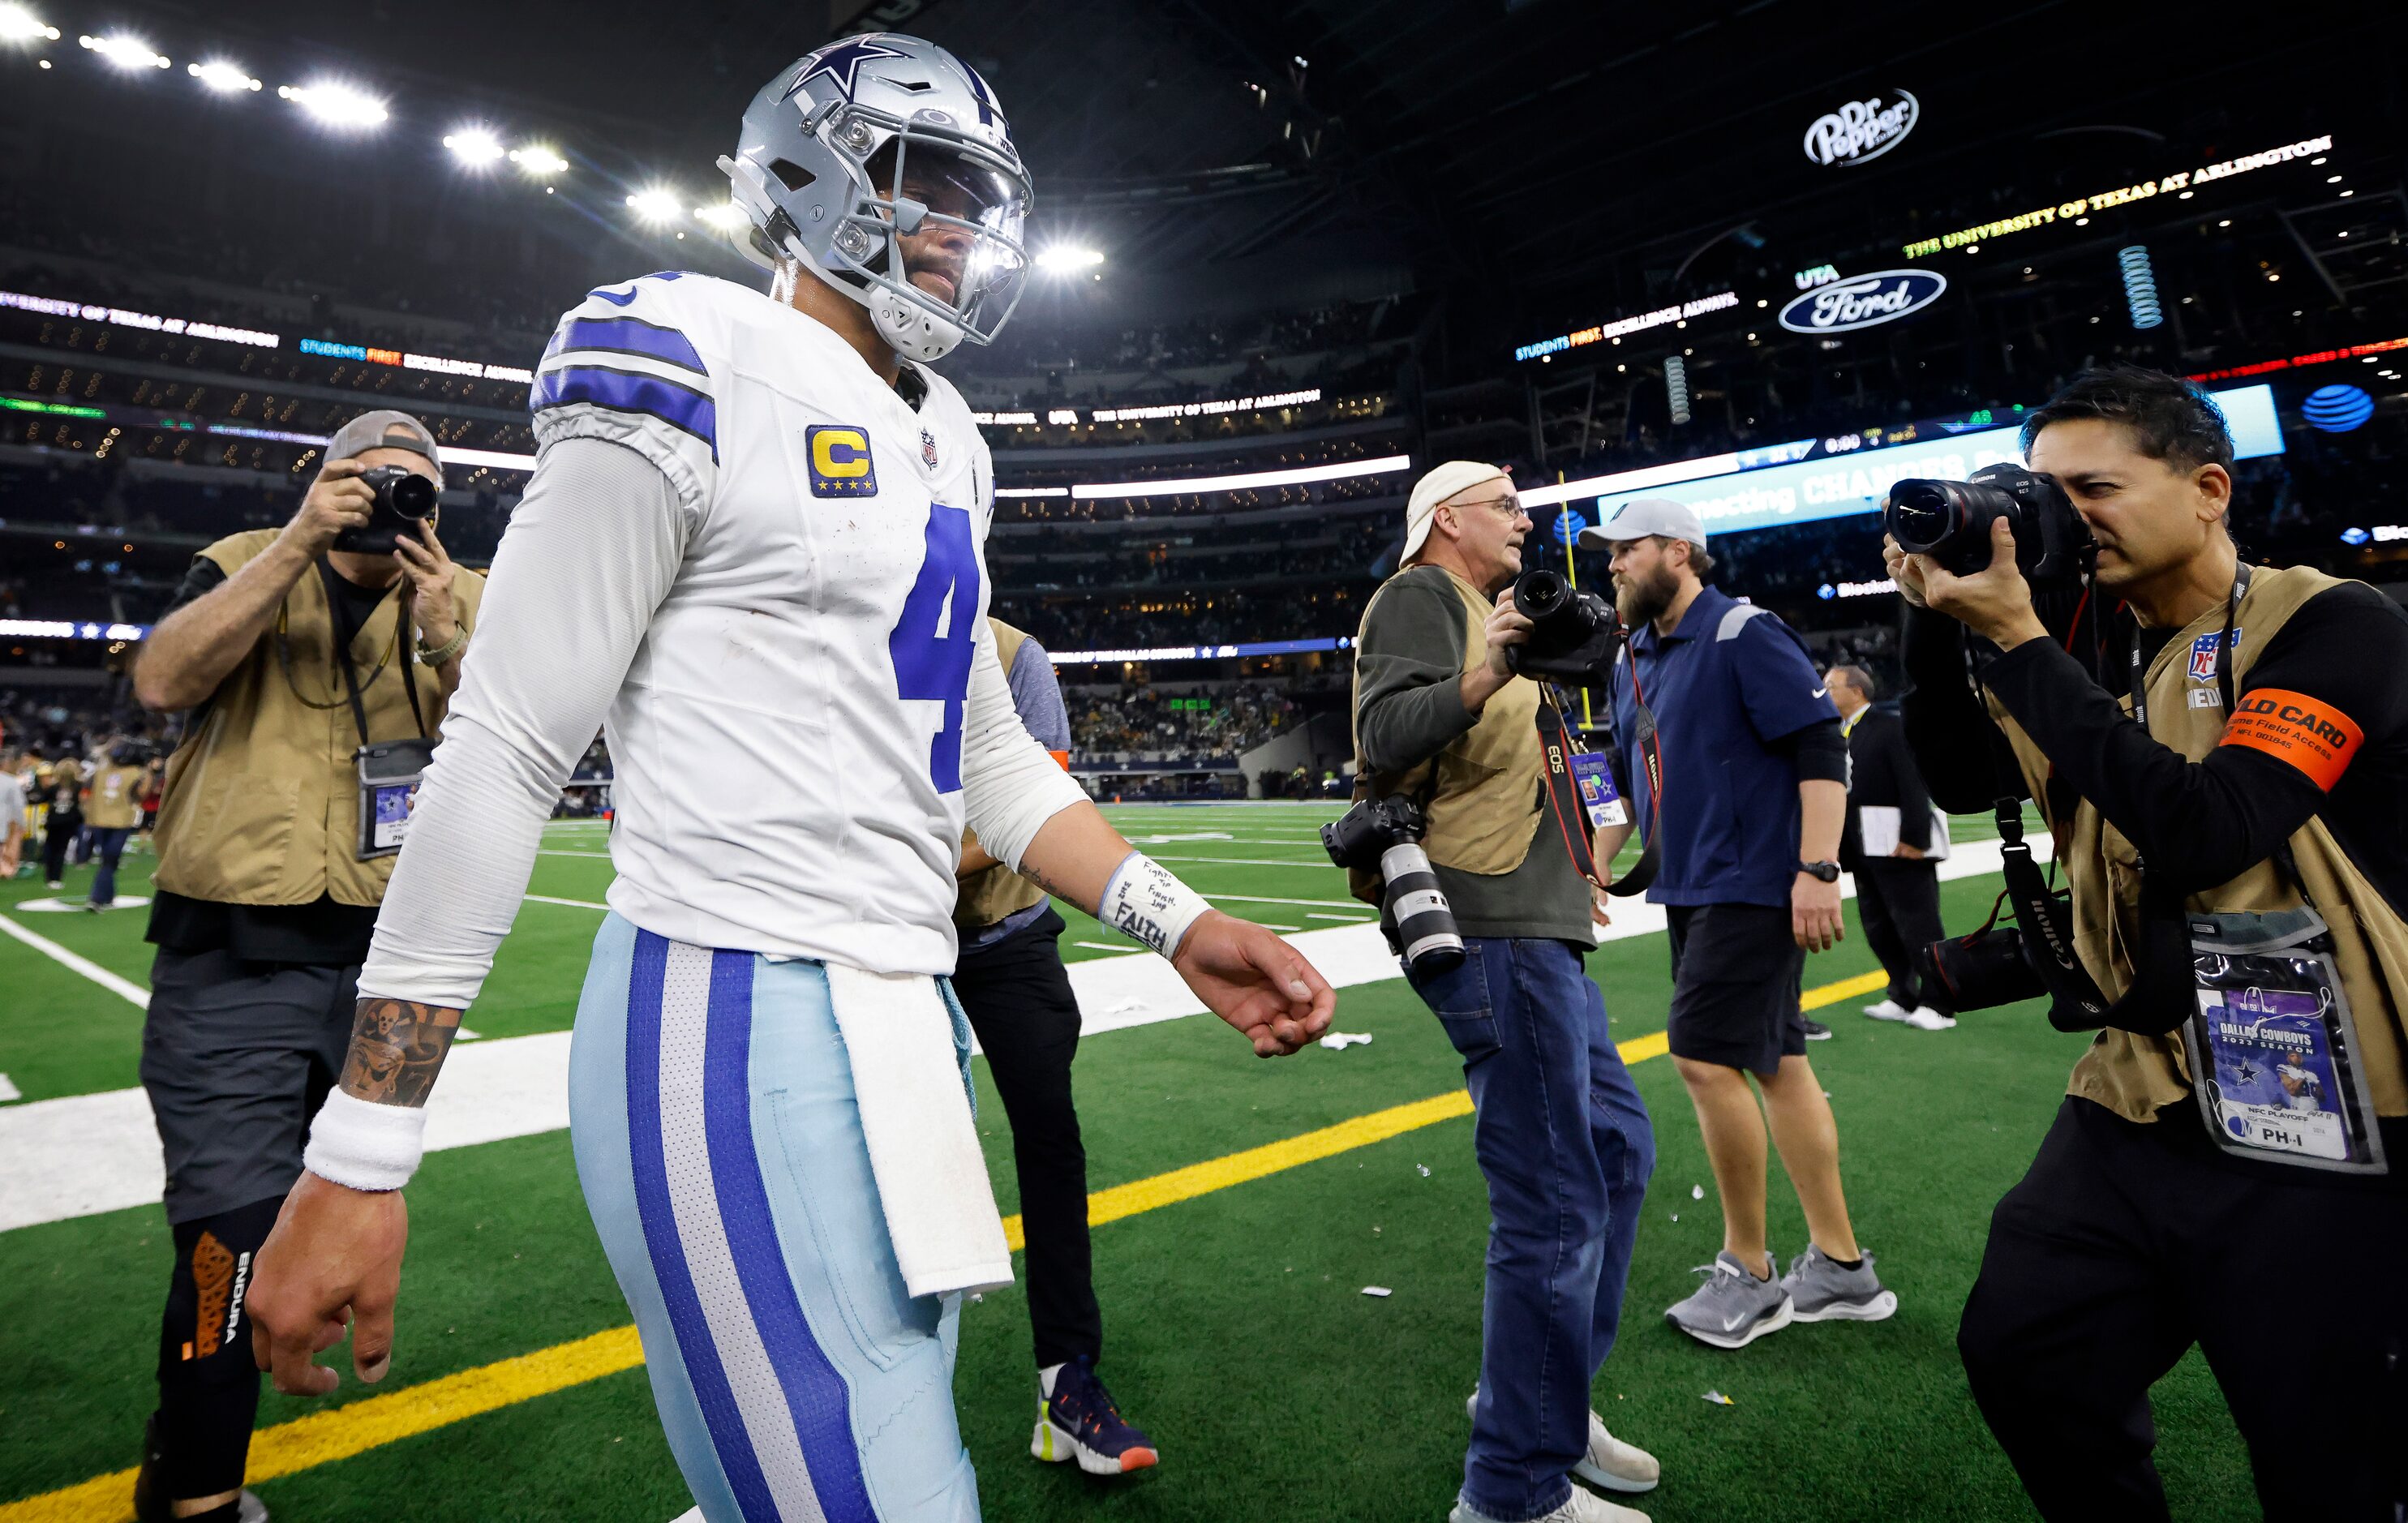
152;530;485;907
1989;563;2408;1122
1350;565;1543;877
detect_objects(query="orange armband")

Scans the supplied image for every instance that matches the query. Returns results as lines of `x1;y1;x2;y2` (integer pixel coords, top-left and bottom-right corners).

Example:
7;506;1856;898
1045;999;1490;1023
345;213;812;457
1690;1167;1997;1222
2218;689;2363;791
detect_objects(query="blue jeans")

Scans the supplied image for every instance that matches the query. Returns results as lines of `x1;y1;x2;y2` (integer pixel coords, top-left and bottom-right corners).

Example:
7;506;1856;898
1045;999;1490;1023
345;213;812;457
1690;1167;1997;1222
1410;937;1655;1521
86;826;132;905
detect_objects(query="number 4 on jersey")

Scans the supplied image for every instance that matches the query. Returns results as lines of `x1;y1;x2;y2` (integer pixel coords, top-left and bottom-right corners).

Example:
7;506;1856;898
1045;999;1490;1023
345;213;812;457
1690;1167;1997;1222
889;504;982;792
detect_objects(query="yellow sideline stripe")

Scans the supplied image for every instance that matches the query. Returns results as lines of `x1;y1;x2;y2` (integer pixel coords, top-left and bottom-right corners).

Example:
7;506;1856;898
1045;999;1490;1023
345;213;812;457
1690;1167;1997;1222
5;967;1889;1521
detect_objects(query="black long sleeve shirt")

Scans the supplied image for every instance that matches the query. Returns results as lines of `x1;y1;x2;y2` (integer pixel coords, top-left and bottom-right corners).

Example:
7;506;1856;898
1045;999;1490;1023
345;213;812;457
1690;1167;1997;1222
1898;586;2408;910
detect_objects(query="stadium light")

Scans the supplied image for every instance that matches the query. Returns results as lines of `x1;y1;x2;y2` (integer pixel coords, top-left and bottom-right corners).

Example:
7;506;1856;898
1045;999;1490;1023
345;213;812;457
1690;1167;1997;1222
1068;453;1411;500
79;32;169;69
1665;354;1693;425
279;81;388;128
187;60;261;92
0;5;59;41
625;188;682;222
2119;246;2164;330
693;201;749;230
1036;246;1105;272
443;127;505;167
509;144;569;177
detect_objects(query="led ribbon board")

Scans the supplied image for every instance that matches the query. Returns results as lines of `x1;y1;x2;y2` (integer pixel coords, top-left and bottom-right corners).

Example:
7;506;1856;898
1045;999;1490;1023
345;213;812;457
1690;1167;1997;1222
1525;384;2282;538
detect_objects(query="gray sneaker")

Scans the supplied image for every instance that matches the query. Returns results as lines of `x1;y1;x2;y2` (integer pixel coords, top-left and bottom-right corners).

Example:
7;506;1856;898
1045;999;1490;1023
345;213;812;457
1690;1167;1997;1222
1664;1251;1792;1349
1779;1244;1898;1323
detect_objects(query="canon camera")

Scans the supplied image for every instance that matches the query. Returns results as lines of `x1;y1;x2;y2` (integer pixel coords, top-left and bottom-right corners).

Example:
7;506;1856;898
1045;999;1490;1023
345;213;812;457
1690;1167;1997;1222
332;465;440;555
1320;796;1465;976
1882;462;2093;589
1504;567;1624;684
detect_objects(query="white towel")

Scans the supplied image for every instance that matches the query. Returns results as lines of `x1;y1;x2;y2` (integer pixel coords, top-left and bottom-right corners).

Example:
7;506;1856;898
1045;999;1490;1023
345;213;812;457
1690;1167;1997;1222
822;964;1015;1300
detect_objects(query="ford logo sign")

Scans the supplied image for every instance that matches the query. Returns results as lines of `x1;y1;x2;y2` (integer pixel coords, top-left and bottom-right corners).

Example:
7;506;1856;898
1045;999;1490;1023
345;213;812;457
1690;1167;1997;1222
1777;268;1949;334
1803;88;1919;167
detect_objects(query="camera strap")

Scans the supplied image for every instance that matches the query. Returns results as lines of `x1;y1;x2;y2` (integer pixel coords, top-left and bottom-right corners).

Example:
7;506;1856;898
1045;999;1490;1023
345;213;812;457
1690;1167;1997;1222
1603;650;1663;898
1536;697;1603;889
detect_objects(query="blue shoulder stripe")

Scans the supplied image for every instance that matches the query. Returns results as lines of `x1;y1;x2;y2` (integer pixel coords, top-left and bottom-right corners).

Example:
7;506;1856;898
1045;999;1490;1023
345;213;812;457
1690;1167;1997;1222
533;364;719;462
547;315;708;377
588;270;690;308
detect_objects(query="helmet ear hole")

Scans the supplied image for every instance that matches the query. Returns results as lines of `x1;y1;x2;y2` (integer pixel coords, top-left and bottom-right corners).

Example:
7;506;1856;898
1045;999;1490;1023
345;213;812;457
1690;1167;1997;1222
769;157;818;192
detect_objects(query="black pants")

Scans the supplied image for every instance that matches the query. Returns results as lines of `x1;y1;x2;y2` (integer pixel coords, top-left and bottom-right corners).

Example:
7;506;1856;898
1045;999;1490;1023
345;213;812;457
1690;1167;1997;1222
41;809;80;881
140;946;358;1498
952;906;1103;1369
1959;1096;2408;1521
1852;856;1949;1012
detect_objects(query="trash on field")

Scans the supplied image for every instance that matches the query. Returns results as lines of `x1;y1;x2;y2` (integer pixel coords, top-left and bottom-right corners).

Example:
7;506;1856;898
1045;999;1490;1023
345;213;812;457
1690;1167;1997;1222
1669;1213;1678;1221
1417;1164;1431;1177
1701;1389;1734;1406
1318;1031;1374;1050
1361;1285;1393;1298
1689;1183;1704;1199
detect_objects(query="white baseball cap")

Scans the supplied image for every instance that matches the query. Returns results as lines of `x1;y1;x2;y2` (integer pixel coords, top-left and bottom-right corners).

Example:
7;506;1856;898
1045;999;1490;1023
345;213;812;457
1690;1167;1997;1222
1577;496;1706;550
1401;461;1513;564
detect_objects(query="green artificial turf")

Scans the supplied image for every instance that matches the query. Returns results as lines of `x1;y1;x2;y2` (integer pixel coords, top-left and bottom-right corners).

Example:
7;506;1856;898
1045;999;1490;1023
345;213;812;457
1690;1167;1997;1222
1;805;2259;1521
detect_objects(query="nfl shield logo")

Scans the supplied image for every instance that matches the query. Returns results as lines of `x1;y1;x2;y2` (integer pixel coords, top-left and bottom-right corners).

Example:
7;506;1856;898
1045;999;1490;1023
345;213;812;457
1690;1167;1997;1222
921;429;939;469
2187;628;2238;681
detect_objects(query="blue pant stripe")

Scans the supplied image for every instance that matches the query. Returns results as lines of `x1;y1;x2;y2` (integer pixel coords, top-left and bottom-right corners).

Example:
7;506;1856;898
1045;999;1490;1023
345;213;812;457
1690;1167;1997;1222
703;949;879;1522
625;930;783;1523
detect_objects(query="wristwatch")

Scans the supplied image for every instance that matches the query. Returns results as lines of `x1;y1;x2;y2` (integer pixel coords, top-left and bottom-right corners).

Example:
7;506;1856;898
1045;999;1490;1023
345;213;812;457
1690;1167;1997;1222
1797;860;1841;883
415;625;469;667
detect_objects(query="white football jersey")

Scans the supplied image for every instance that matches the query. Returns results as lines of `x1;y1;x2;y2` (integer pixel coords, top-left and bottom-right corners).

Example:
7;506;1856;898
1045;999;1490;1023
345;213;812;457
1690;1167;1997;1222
532;271;1000;974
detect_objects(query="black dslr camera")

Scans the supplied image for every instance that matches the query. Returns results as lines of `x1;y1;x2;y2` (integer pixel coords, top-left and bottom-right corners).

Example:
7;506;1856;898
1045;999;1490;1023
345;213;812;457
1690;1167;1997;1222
1882;463;2093;589
1504;567;1624;684
332;465;440;554
1320;796;1464;976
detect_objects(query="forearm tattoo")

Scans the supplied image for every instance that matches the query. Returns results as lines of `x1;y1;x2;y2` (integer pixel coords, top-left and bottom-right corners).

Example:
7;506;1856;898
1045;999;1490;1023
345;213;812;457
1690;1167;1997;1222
340;997;463;1108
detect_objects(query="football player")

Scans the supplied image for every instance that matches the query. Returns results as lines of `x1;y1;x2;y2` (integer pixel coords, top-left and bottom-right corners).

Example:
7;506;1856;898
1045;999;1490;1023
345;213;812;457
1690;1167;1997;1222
246;36;1334;1523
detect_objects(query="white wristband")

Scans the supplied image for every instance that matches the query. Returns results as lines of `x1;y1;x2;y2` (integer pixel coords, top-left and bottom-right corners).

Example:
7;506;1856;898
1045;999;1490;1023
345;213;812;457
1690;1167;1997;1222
1098;851;1211;959
303;1088;430;1192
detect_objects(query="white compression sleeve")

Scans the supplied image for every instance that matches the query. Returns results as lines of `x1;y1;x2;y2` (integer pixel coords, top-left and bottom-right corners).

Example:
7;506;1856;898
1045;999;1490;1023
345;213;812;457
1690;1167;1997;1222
357;437;690;1010
959;620;1089;869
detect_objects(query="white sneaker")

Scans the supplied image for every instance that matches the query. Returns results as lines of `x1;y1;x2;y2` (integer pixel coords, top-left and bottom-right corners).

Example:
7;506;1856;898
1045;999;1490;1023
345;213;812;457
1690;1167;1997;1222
1466;1391;1660;1495
1451;1486;1650;1523
1862;998;1911;1022
1904;1006;1958;1031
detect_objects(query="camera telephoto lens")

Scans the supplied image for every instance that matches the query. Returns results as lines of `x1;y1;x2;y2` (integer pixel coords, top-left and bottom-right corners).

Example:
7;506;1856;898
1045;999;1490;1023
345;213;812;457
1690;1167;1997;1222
1885;478;2012;577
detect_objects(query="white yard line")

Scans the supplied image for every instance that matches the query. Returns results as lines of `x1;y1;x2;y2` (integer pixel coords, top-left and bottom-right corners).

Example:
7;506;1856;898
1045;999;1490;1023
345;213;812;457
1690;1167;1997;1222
1307;912;1373;922
0;912;149;1009
525;893;611;910
1144;855;1331;869
1073;942;1141;955
0;840;2038;1233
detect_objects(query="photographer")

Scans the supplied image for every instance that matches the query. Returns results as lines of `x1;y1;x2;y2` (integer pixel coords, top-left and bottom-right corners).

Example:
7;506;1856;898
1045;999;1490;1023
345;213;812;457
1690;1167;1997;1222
1352;461;1659;1523
1888;365;2408;1520
123;411;482;1523
82;740;148;912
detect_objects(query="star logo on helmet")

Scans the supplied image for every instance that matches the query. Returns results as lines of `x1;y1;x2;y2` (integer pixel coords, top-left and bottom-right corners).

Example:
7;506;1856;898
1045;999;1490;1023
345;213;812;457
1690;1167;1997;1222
792;37;908;102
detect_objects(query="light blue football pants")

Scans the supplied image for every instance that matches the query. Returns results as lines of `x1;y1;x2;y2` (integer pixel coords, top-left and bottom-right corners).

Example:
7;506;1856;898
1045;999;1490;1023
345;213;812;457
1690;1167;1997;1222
569;912;981;1523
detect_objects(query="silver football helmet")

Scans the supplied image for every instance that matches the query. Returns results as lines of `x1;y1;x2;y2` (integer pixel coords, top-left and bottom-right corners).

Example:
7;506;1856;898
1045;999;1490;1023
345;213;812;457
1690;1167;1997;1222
719;35;1032;362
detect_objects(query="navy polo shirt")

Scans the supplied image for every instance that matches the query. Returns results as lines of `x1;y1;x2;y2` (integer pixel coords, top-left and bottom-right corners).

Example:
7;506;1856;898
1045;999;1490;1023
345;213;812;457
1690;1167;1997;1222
1608;585;1840;908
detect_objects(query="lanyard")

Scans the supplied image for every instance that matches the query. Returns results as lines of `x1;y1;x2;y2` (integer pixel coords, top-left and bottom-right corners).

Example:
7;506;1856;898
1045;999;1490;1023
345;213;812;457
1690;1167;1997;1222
1536;694;1603;888
2129;562;2251;729
318;558;426;748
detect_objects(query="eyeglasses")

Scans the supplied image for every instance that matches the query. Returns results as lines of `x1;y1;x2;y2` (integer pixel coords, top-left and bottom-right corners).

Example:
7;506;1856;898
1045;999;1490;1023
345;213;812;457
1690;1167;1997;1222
1453;494;1529;521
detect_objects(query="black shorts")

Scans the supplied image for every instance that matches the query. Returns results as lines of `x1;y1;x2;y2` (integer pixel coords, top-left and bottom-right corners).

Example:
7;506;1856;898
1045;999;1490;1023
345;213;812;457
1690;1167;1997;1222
1664;902;1805;1076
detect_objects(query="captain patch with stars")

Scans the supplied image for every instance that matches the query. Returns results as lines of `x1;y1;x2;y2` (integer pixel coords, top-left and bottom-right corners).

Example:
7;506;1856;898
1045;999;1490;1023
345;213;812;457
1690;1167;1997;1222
807;423;878;497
